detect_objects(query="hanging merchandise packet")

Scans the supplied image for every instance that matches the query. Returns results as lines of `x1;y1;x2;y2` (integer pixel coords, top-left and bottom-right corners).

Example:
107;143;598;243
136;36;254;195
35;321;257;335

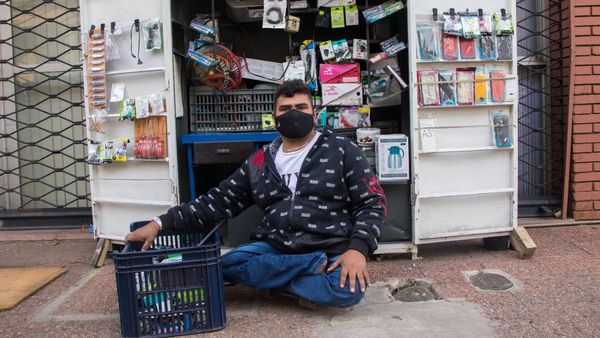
417;24;439;60
331;6;345;28
438;70;456;106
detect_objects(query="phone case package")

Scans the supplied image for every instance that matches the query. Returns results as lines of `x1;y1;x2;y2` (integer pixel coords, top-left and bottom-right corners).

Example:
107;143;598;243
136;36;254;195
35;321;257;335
478;35;497;60
443;14;462;36
417;23;439;60
456;68;475;105
460;37;477;59
479;14;493;35
460;15;481;39
438;70;456;106
489;70;506;102
496;35;513;60
441;32;459;61
474;69;488;104
417;70;440;107
491;111;512;148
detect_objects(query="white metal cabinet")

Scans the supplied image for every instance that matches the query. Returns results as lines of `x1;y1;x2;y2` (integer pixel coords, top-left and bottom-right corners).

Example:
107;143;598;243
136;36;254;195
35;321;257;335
407;0;519;244
80;0;179;241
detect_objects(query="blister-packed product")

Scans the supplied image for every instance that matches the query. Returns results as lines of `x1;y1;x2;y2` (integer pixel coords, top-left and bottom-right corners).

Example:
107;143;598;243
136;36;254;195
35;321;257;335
491;111;512;148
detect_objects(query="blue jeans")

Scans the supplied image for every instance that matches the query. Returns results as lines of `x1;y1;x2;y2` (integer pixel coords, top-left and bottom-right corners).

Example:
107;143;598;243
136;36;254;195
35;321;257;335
221;241;365;308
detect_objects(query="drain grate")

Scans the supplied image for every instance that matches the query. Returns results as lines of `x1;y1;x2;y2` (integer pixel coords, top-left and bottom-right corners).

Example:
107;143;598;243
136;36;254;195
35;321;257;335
469;272;513;291
392;280;440;302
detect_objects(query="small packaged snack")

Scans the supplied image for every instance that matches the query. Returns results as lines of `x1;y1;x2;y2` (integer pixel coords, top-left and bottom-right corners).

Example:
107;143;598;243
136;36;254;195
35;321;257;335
496;35;513;60
332;39;351;62
120;98;136;121
460;15;480;38
474;68;488;104
460;37;476;59
417;70;440;107
417;24;439;60
456;68;475;105
443;14;462;36
478;35;497;60
491;111;512;148
489;70;506;102
441;31;459;61
438;70;456;106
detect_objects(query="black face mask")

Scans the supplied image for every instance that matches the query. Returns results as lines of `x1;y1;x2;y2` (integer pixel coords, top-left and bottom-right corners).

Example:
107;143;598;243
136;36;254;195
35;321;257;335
275;109;314;139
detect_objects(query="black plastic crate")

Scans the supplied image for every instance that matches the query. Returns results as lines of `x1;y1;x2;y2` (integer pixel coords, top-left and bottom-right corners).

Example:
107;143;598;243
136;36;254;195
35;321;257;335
114;221;225;337
189;86;277;132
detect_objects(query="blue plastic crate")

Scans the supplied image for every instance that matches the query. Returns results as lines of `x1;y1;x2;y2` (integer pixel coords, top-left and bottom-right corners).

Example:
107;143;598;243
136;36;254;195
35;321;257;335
114;221;226;337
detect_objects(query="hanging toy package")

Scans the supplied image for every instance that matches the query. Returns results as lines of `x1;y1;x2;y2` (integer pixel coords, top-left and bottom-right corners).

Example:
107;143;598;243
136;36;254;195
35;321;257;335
143;18;162;51
438;70;456;106
112;138;129;162
87;141;102;165
417;23;439;61
89;108;108;133
417;70;440;107
496;35;513;60
489;69;506;102
459;37;476;59
474;68;488;104
456;68;475;105
443;14;462;36
441;31;459;61
120;98;136;121
478;35;497;60
491;111;512;148
460;15;480;39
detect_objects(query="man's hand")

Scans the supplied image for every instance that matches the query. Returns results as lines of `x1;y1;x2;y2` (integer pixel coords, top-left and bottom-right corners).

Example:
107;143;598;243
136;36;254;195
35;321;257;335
124;221;160;251
327;249;371;293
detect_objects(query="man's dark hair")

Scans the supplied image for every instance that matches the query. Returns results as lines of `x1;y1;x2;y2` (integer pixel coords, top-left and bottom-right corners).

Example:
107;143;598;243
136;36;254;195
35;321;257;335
273;80;311;107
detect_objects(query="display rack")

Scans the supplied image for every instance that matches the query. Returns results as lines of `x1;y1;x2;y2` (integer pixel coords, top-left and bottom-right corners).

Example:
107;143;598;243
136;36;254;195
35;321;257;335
408;0;518;244
80;0;179;242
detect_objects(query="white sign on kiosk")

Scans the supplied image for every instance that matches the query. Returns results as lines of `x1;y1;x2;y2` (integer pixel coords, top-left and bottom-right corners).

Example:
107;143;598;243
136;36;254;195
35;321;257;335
321;83;363;106
375;134;409;182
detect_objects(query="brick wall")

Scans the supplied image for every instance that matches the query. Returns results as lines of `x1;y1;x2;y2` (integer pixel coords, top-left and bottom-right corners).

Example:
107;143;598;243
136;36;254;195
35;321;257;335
570;0;600;220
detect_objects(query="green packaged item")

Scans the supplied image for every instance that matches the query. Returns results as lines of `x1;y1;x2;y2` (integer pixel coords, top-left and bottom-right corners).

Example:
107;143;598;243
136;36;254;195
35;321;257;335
331;6;345;28
332;39;351;62
345;5;359;26
120;98;136;121
381;0;404;16
493;11;514;35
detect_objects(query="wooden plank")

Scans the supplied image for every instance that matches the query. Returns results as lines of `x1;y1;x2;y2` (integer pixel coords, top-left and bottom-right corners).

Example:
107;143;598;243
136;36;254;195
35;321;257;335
91;238;111;267
0;268;66;311
510;227;537;259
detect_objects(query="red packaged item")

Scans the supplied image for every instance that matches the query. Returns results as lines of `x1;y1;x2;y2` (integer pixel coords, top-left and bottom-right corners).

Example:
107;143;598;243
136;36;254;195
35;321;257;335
460;37;476;59
442;33;459;61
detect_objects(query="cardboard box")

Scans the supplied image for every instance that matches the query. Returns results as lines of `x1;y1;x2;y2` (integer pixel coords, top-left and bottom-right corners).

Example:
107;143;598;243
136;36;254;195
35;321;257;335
375;134;409;181
319;63;360;84
321;83;363;106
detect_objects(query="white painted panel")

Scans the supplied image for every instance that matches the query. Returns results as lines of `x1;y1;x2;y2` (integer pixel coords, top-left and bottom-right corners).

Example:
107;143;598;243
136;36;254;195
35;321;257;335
93;203;168;239
93;161;170;180
416;194;512;239
94;179;171;201
418;152;512;195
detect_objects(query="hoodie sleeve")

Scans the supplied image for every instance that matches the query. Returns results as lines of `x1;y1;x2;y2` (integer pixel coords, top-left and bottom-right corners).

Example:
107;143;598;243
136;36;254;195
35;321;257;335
342;141;387;257
158;158;253;231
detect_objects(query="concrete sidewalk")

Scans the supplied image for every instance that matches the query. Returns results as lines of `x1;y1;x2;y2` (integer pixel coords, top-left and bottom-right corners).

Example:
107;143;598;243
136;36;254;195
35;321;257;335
0;225;599;337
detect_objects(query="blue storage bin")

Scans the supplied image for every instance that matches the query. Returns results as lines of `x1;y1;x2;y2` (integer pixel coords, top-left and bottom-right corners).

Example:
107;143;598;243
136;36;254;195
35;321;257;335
114;221;226;337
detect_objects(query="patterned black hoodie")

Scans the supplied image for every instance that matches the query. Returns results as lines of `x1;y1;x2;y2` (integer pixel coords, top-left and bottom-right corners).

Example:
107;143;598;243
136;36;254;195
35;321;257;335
158;127;387;257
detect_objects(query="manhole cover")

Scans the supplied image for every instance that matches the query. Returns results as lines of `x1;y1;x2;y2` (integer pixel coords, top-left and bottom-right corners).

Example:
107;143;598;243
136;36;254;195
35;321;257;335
469;272;513;291
392;280;440;302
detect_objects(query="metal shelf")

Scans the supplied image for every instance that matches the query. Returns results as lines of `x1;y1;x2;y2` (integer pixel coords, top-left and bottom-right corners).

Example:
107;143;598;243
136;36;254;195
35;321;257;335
419;187;515;199
419;146;513;154
418;102;515;109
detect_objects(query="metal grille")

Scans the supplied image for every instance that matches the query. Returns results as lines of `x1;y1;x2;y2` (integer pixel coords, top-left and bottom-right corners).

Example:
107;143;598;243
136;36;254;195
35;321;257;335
516;0;566;216
0;0;90;223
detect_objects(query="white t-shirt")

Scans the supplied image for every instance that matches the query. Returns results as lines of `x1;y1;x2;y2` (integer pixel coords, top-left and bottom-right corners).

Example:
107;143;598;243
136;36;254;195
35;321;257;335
275;132;321;194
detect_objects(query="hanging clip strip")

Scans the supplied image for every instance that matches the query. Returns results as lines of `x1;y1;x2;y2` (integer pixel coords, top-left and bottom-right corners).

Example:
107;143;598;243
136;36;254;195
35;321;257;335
478;9;484;21
89;24;95;37
449;8;456;20
110;22;115;34
100;23;105;34
432;8;438;22
501;8;507;19
134;19;140;32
